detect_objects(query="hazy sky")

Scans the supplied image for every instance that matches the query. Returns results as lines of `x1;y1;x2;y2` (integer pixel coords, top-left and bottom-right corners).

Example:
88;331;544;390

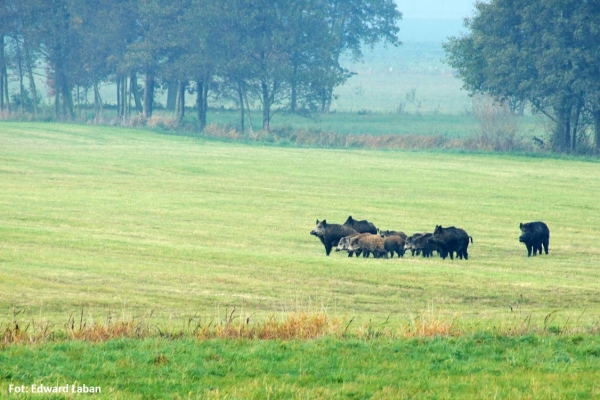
397;0;476;20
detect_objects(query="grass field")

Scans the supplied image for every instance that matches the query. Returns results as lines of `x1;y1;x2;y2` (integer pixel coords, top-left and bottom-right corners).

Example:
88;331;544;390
1;121;599;326
332;42;470;114
1;122;600;397
2;335;600;398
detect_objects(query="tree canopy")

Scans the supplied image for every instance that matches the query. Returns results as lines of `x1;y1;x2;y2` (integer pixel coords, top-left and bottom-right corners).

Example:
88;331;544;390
444;0;600;152
0;0;402;130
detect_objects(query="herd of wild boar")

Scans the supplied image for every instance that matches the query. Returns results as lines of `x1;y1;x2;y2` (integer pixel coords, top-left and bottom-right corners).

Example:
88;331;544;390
310;216;550;259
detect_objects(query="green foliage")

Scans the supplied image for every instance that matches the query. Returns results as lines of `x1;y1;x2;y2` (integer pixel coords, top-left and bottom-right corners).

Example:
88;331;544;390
444;0;600;153
1;0;402;126
9;89;40;113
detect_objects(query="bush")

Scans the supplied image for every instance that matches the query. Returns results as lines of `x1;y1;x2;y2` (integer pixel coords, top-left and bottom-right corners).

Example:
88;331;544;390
467;94;530;152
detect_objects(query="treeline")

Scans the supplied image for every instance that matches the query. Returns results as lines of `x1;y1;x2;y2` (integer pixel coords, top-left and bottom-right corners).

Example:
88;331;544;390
444;0;600;153
0;0;401;130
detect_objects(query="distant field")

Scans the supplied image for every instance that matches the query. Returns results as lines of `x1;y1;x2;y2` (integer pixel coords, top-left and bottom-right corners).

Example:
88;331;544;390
203;108;483;137
1;122;599;329
87;41;474;115
188;108;545;140
332;42;469;113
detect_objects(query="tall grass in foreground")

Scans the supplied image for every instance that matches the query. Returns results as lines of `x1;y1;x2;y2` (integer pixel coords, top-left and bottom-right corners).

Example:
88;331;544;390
4;306;599;345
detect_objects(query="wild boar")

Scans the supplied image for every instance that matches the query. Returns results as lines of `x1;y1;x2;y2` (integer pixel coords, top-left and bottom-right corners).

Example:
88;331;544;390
379;230;407;240
343;216;378;234
348;233;387;258
335;233;364;257
310;219;358;256
383;235;405;258
405;233;438;257
429;225;472;260
519;221;550;257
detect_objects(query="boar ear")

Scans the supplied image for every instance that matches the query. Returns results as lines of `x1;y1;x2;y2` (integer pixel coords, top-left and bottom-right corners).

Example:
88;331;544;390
519;223;523;228
316;219;319;225
322;220;327;226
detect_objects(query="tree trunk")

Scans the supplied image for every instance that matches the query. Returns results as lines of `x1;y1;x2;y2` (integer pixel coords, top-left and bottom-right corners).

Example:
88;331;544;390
3;64;8;112
93;78;103;117
290;63;298;112
243;85;254;134
52;55;74;120
323;86;333;113
54;62;61;119
116;78;121;116
24;37;38;117
562;111;571;151
237;82;245;132
261;81;271;131
61;77;74;119
15;38;25;113
122;74;129;119
166;80;177;111
593;110;600;154
175;80;186;118
570;98;583;152
130;71;142;114
553;99;571;152
196;78;208;130
0;33;4;111
143;67;154;119
118;75;124;117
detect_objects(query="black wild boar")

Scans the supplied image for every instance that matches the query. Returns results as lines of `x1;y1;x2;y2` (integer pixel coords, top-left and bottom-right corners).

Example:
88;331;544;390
343;216;378;234
405;233;440;258
383;235;405;258
429;225;472;260
310;220;358;256
519;221;550;257
404;233;423;256
348;233;387;258
379;230;408;240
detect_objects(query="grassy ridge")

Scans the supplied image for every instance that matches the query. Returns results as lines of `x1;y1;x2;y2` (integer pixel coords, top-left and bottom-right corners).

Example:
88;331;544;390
2;335;600;399
1;122;600;330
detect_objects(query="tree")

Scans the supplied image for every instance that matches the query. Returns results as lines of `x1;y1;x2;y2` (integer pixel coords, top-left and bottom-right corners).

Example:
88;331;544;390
221;0;401;131
444;0;600;152
126;0;190;119
31;0;80;120
322;0;402;111
75;0;139;118
178;0;223;130
0;0;16;113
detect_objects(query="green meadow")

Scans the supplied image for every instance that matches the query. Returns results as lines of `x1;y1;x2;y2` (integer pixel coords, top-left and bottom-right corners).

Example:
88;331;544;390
2;335;600;399
198;108;546;143
1;122;600;397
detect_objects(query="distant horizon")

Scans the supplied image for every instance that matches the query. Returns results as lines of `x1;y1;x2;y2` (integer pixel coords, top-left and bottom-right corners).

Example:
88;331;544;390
397;0;476;20
399;17;467;42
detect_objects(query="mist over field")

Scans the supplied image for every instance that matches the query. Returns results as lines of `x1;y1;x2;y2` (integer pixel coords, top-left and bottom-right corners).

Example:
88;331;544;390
334;41;471;114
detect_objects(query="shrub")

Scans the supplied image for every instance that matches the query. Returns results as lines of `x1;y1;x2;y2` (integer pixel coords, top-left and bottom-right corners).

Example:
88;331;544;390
146;114;180;130
467;94;530;152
